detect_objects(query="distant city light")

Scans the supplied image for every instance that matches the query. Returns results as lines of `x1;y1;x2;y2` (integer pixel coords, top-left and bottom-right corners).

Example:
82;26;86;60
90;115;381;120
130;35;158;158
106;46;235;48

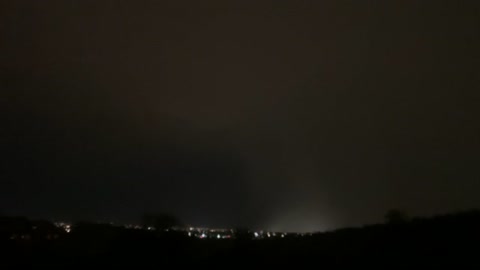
50;220;305;240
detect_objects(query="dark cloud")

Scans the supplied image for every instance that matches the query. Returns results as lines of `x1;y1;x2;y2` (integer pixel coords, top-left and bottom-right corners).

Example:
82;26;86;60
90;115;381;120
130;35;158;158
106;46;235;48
1;1;479;231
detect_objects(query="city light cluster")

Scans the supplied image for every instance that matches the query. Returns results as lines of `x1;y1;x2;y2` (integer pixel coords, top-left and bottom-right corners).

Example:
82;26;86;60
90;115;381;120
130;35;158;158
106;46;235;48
50;221;309;240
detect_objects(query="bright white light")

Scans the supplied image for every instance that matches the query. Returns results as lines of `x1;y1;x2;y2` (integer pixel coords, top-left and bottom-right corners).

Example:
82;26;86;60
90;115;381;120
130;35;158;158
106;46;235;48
254;232;259;238
65;228;71;233
267;233;271;237
200;233;207;239
188;232;192;237
217;234;221;239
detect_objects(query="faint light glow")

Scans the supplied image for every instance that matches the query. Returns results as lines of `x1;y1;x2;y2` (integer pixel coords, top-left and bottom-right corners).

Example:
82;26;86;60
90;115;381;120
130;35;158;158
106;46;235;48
281;234;285;238
267;232;271;238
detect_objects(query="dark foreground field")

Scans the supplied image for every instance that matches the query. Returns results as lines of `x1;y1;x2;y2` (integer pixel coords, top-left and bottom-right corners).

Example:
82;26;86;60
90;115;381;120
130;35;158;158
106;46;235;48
2;211;479;267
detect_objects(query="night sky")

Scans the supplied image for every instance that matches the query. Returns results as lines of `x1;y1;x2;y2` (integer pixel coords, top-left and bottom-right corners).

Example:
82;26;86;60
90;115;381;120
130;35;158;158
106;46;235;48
1;1;479;232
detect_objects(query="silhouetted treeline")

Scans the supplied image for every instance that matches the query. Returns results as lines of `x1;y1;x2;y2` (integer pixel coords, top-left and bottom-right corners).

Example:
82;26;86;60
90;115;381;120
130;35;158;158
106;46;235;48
1;210;480;267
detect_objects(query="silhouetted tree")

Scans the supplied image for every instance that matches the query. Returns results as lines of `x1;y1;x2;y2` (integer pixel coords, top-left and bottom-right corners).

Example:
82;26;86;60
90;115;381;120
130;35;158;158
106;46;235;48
385;209;409;224
234;227;251;240
142;213;182;230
